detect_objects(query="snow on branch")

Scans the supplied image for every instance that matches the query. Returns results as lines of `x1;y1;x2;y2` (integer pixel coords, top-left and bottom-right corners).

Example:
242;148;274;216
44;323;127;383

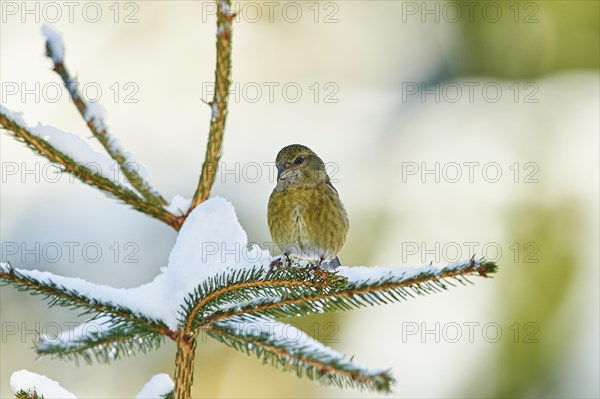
0;263;173;339
41;25;64;63
181;263;348;333
0;106;179;227
209;315;394;392
10;369;174;399
135;374;174;399
1;198;272;332
36;316;165;365
199;258;496;328
1;198;497;393
1;105;123;183
11;370;76;399
41;24;166;207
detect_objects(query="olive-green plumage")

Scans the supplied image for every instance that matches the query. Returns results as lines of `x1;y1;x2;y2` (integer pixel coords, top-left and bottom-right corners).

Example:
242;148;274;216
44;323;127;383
268;144;349;268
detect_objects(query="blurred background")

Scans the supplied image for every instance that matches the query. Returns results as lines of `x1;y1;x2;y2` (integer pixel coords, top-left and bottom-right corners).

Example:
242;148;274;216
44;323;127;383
1;1;598;397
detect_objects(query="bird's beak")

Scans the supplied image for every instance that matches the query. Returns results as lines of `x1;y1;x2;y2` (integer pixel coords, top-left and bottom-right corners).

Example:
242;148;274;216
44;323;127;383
277;163;285;179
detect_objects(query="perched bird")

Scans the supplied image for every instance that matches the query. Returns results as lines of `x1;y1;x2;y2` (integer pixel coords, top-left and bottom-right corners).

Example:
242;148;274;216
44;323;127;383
268;144;349;270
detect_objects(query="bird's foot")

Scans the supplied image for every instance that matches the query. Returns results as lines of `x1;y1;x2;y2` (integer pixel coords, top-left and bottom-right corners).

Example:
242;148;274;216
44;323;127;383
269;257;284;268
303;257;323;272
310;257;330;289
270;254;293;269
313;269;330;290
284;253;292;267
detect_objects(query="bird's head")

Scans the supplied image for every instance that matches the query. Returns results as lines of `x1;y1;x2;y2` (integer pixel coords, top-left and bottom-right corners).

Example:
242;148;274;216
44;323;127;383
274;144;328;190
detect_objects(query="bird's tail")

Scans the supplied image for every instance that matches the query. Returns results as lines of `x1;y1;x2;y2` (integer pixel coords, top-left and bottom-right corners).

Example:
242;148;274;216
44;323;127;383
322;256;341;271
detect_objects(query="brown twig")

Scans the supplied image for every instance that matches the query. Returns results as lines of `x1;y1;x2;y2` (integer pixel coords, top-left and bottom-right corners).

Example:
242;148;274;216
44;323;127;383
44;33;168;208
201;261;496;326
0;113;181;229
189;0;235;210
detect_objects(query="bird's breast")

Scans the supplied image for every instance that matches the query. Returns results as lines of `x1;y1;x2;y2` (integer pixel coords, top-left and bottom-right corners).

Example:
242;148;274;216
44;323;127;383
268;183;349;261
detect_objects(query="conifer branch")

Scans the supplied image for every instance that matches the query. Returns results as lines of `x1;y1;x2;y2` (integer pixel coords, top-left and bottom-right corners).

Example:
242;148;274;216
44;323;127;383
173;330;196;398
0;111;181;228
36;320;164;365
175;259;495;394
190;0;234;210
0;264;174;339
43;27;167;207
208;316;394;392
181;266;347;334
185;259;497;328
14;390;41;399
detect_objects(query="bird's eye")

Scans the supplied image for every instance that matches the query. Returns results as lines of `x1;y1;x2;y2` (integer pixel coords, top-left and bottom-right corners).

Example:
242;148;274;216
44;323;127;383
294;157;304;165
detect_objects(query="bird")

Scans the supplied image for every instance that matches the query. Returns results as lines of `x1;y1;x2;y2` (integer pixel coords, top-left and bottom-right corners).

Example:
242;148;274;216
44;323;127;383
268;144;349;270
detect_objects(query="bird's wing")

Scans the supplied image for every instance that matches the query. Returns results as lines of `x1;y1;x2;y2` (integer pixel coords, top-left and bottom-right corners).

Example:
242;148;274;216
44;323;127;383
325;177;339;196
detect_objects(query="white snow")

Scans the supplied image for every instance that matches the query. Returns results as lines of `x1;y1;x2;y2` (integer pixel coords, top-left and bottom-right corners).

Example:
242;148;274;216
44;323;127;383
0;197;483;337
106;135;152;182
41;24;64;63
82;103;154;184
211;102;219;121
165;195;193;216
0;104;27;126
135;373;174;398
39;316;113;349
39;25;150;185
0;198;271;331
57;96;151;185
219;315;388;376
164;197;271;319
1;105;126;185
10;370;76;399
0;262;174;327
84;101;107;132
338;259;478;284
339;264;437;283
123;150;152;182
219;0;232;15
29;123;124;183
39;25;148;184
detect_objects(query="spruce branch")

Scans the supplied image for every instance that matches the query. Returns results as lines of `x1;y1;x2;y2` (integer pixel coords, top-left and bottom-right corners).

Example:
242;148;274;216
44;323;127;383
42;25;167;207
190;0;234;210
0;264;174;340
36;319;164;365
14;390;42;399
173;331;196;398
181;265;347;334
174;258;495;393
0;110;181;228
208;316;394;392
183;258;497;329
